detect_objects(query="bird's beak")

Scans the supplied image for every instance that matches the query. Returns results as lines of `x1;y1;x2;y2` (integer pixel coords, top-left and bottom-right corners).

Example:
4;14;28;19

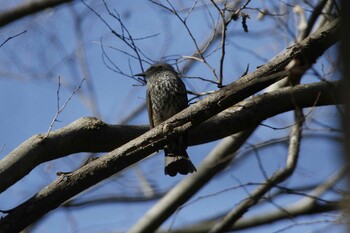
134;72;146;77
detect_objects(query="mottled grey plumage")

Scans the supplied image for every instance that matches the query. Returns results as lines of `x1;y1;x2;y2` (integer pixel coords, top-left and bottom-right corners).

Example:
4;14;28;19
136;63;196;176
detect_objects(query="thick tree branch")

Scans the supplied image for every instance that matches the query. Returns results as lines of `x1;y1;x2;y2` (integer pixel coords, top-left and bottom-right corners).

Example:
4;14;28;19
0;80;340;194
0;18;340;232
0;84;340;233
0;0;73;27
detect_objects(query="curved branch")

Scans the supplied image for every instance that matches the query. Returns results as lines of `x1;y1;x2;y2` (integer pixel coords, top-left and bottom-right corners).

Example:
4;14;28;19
0;0;73;27
0;80;339;194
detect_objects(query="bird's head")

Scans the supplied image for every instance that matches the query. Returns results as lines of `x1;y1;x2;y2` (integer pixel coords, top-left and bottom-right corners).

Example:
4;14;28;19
135;63;176;79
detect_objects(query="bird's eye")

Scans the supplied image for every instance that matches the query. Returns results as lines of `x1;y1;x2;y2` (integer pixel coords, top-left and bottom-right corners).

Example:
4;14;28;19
149;66;157;72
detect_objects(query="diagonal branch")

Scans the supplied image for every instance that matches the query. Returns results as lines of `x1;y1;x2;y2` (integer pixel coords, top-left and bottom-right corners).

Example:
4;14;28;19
0;0;73;27
208;104;303;233
0;80;340;195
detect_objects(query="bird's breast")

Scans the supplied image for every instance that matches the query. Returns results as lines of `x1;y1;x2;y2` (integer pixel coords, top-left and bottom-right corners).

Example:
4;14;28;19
148;78;186;125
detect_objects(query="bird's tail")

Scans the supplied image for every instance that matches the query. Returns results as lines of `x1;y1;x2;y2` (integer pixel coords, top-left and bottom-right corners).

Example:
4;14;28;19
164;137;196;177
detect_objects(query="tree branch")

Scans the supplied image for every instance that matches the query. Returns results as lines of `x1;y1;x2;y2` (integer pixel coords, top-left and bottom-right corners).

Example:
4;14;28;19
166;202;339;233
0;0;73;27
209;100;303;233
0;80;340;194
169;166;345;232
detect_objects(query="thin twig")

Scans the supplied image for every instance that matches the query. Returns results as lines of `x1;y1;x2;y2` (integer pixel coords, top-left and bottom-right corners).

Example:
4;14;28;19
80;0;149;82
0;30;26;48
149;0;219;82
209;0;227;87
47;77;86;135
99;38;146;84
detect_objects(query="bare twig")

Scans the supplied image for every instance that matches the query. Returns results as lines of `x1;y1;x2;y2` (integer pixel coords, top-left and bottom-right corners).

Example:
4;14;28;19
208;0;251;86
99;38;146;84
0;0;72;27
149;0;219;82
0;30;26;48
47;76;86;135
80;0;149;83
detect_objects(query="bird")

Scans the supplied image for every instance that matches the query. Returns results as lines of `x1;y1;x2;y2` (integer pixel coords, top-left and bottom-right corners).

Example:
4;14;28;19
135;63;196;176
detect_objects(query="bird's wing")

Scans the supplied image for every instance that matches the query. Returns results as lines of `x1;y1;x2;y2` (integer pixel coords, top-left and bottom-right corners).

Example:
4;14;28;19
178;78;189;109
146;88;155;128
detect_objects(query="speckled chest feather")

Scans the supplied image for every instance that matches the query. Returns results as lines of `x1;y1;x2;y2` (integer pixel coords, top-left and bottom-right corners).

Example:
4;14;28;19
147;70;188;126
